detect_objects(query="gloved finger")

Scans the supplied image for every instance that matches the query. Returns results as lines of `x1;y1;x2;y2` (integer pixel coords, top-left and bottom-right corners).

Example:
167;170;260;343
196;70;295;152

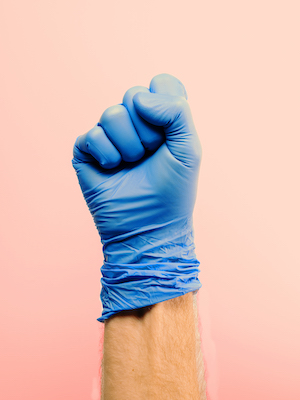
123;86;164;151
99;104;145;162
150;73;188;99
73;124;122;169
133;82;202;167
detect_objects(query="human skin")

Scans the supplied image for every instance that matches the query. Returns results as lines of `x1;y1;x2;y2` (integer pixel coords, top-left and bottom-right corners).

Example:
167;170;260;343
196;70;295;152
101;291;207;400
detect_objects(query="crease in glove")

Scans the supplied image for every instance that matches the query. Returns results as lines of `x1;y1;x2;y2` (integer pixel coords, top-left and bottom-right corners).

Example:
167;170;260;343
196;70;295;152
98;263;201;322
97;216;201;322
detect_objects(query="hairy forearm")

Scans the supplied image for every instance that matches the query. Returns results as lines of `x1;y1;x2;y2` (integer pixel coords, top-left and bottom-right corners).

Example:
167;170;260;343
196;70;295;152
101;292;207;400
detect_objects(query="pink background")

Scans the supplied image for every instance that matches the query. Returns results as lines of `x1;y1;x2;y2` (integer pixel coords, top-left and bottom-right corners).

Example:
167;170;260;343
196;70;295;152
1;1;299;399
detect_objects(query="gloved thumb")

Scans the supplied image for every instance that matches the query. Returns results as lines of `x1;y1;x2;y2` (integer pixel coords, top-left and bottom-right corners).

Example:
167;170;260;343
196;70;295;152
132;91;202;167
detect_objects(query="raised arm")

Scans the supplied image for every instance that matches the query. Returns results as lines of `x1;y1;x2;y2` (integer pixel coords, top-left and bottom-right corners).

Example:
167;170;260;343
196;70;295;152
102;292;207;400
72;73;207;399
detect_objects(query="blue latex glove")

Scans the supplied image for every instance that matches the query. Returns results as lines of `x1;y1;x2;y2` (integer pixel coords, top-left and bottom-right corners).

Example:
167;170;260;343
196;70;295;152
72;73;202;322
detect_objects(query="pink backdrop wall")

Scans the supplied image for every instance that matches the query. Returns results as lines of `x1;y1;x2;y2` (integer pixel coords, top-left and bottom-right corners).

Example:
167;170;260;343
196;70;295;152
1;1;299;399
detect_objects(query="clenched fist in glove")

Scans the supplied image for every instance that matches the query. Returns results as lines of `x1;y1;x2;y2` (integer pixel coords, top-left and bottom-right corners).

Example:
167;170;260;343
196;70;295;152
72;73;202;322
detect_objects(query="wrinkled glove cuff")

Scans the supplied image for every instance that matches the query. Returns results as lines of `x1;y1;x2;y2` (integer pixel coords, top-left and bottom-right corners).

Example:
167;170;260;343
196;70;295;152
97;260;201;322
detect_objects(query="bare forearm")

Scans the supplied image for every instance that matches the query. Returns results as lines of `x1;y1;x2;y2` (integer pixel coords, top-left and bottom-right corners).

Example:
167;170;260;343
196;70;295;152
101;292;207;400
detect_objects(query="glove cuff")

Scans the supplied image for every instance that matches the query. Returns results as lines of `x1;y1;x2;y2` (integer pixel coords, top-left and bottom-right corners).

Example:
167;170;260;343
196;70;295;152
97;260;201;322
97;216;201;322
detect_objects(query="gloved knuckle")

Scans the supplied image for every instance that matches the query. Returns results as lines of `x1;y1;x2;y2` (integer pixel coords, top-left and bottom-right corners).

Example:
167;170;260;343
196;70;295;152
85;127;99;144
123;86;145;103
150;73;174;88
101;105;126;125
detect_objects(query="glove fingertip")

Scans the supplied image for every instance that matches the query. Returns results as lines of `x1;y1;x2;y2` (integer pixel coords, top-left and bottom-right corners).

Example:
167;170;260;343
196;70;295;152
149;73;188;100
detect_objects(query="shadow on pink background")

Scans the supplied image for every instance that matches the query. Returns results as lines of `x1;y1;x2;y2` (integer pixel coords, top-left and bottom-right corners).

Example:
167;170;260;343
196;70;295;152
1;1;299;399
